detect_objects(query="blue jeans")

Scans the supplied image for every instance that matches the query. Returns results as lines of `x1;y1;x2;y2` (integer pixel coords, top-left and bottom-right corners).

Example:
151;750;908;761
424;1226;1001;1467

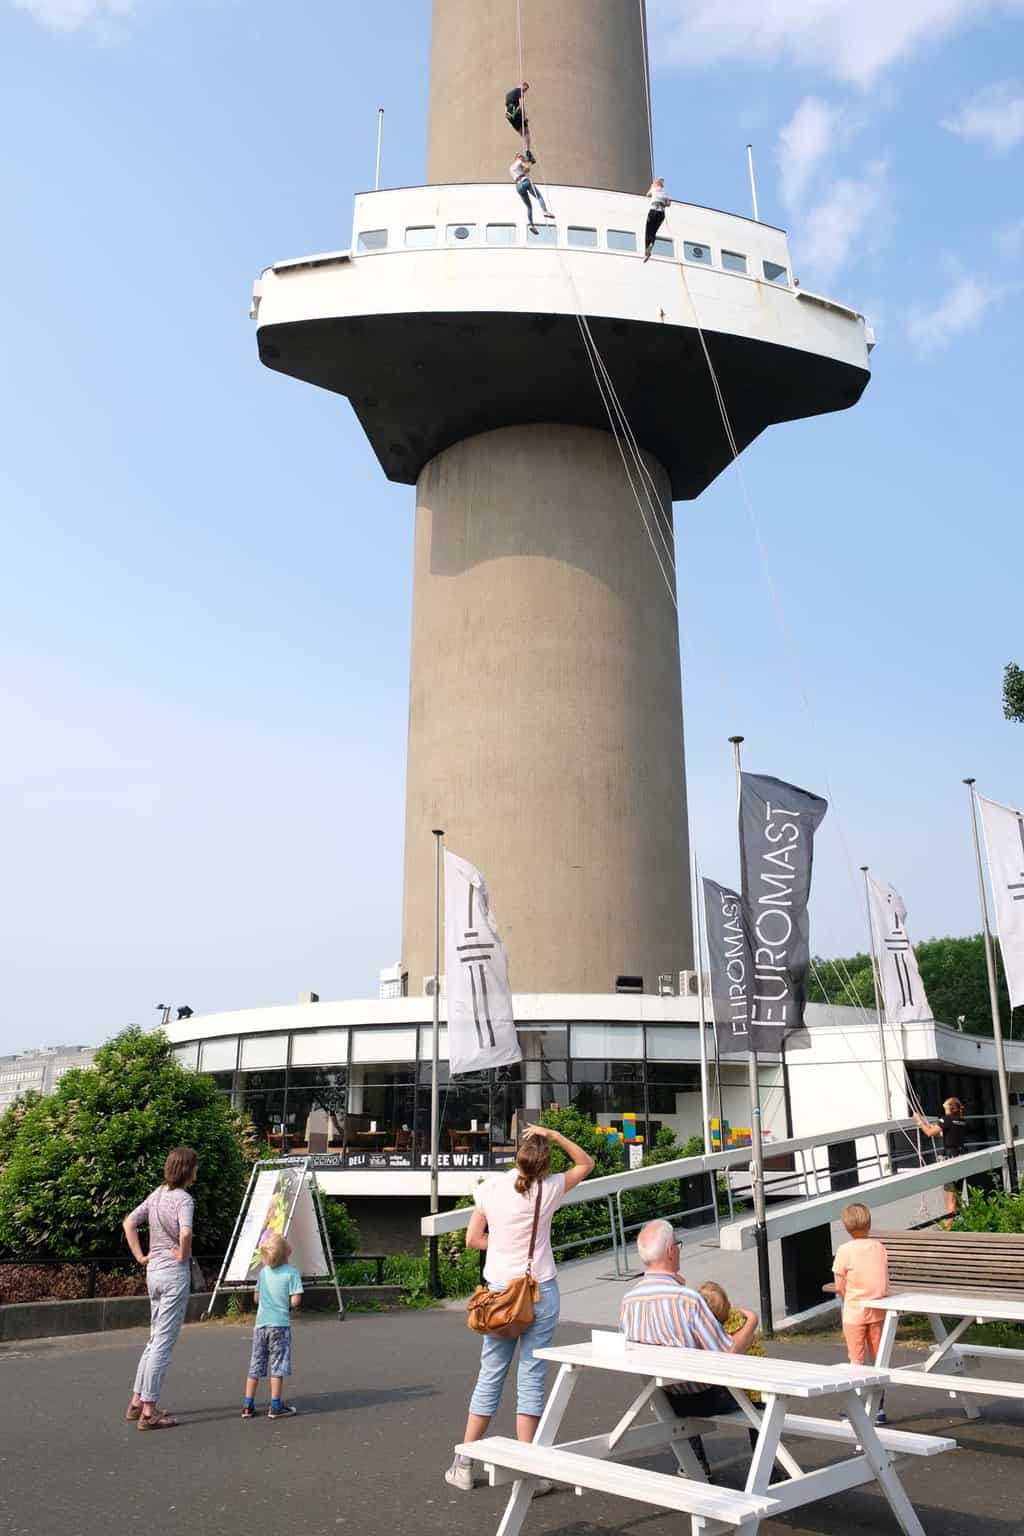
515;176;548;223
469;1279;560;1419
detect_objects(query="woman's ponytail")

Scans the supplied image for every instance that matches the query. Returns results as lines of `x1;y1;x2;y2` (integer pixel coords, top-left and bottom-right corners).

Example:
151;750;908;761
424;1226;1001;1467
514;1133;551;1195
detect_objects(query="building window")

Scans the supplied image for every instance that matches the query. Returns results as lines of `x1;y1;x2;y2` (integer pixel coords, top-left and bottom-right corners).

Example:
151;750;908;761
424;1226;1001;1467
652;236;674;259
446;223;476;243
684;241;712;265
348;1064;417;1165
405;225;436;248
172;1043;199;1071
721;249;747;274
567;226;598;248
351;1028;418;1064
763;260;789;285
607;228;637;252
486;223;518;245
526;224;556;245
356;229;388;253
239;1034;289;1071
286;1067;347;1154
290;1029;349;1067
199;1037;238;1073
570;1023;641;1059
239;1069;288;1147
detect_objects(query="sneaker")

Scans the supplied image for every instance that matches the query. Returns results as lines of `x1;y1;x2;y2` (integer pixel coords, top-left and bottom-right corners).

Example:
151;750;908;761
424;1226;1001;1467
241;1405;255;1419
875;1409;888;1426
526;151;536;164
267;1404;297;1419
531;1479;553;1497
445;1459;475;1492
544;211;555;219
528;224;538;234
643;246;652;263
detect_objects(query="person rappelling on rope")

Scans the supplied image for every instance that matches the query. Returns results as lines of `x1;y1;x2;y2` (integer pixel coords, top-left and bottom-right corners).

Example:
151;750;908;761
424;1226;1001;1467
643;177;671;262
504;81;535;162
510;151;554;233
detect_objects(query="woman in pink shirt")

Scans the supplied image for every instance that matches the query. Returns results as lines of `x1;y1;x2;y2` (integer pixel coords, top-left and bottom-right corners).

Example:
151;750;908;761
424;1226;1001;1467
833;1202;889;1424
445;1124;593;1492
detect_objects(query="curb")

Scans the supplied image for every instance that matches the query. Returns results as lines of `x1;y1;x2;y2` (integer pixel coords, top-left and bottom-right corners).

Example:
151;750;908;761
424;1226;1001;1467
0;1285;403;1343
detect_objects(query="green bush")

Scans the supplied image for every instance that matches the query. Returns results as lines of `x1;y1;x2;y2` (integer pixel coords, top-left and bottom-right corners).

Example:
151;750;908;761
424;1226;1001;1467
953;1187;1024;1233
0;1027;250;1260
321;1197;360;1260
0;1092;42;1172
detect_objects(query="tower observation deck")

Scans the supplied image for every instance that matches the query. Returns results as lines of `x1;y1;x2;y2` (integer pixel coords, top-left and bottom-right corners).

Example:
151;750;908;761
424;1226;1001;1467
251;0;872;997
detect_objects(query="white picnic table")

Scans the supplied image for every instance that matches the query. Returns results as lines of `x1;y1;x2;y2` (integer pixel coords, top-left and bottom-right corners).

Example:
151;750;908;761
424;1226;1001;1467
867;1291;1024;1420
458;1332;955;1536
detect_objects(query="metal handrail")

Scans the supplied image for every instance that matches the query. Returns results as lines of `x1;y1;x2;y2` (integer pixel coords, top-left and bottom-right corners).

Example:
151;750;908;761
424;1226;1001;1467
420;1116;921;1238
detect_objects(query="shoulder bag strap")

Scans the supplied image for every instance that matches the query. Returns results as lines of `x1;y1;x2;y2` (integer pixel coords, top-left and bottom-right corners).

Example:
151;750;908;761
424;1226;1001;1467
525;1182;543;1277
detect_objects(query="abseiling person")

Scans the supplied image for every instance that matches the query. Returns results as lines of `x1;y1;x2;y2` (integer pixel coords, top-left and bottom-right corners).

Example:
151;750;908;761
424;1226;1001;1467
643;176;671;261
445;1123;594;1493
504;81;535;162
510;152;554;233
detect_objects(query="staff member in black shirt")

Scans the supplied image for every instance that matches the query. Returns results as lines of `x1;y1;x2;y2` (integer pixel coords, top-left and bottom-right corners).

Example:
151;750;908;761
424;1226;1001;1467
505;82;535;162
914;1097;967;1226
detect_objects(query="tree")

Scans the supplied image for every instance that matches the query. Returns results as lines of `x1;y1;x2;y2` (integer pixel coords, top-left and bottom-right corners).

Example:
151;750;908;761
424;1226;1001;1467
0;1091;42;1172
1004;662;1024;723
0;1028;250;1260
808;934;1017;1038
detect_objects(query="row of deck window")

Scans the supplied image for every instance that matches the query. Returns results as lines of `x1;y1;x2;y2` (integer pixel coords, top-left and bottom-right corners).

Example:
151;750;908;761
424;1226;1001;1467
355;223;789;285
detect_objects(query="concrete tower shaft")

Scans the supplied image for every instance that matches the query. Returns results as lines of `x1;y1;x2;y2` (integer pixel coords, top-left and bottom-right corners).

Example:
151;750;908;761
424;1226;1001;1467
427;0;653;193
401;427;690;996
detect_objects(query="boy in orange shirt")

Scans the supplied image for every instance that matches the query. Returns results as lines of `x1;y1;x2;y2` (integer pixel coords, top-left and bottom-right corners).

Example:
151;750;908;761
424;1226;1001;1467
833;1202;889;1424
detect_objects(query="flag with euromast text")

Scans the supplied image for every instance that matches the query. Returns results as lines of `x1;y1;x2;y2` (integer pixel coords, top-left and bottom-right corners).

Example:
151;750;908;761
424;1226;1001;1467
737;772;828;1053
444;850;522;1076
979;794;1024;1010
702;877;754;1057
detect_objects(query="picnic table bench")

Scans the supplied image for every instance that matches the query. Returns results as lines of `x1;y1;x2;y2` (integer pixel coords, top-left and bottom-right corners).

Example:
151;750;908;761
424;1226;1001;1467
858;1231;1024;1420
459;1333;955;1536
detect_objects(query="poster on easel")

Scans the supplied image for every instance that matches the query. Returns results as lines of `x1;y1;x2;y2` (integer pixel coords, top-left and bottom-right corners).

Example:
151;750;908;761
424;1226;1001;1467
209;1159;342;1318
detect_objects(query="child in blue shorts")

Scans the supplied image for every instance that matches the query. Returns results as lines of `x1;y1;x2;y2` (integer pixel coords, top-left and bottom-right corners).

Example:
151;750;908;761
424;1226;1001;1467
241;1233;303;1419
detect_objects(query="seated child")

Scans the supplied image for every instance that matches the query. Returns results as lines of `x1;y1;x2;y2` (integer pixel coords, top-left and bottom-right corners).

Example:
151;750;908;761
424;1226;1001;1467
832;1202;889;1425
700;1281;764;1420
241;1233;303;1419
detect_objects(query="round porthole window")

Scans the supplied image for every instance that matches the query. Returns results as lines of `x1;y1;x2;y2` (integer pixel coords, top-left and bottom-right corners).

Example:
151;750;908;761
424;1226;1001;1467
453;226;471;240
691;246;705;259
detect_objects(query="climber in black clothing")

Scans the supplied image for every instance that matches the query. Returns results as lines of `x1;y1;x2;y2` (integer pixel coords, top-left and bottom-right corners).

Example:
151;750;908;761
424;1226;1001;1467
505;82;535;162
914;1097;968;1226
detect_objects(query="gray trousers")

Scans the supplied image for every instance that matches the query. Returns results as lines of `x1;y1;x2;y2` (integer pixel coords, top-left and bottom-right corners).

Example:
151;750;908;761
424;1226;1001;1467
133;1265;190;1403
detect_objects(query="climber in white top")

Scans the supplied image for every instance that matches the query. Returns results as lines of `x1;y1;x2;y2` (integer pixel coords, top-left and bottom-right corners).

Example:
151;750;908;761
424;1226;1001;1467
510;153;554;233
643;177;671;262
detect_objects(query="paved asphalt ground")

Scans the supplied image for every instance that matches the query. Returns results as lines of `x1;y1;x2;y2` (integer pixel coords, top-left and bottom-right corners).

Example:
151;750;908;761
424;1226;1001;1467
3;1310;1023;1536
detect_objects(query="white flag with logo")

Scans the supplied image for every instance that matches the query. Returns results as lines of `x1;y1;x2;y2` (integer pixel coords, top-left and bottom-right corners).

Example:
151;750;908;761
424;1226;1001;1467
444;850;521;1075
979;795;1024;1009
866;875;931;1023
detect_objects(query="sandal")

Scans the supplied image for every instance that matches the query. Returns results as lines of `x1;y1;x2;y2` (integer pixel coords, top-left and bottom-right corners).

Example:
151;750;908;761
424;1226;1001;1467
125;1403;143;1422
137;1408;178;1430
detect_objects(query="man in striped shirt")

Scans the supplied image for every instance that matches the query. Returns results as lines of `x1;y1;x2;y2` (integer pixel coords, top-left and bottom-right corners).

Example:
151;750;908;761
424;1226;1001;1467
619;1219;758;1474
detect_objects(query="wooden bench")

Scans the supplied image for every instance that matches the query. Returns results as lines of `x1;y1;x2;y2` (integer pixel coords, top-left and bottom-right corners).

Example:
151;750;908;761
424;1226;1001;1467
876;1230;1024;1298
458;1436;779;1531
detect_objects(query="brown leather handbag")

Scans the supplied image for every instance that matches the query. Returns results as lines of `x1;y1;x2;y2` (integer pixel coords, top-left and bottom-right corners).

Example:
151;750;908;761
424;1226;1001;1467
466;1185;542;1339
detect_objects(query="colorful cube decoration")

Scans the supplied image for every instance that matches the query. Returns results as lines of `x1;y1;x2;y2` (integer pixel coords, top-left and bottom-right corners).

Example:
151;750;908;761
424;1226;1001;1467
596;1125;625;1146
710;1118;752;1150
621;1113;638;1141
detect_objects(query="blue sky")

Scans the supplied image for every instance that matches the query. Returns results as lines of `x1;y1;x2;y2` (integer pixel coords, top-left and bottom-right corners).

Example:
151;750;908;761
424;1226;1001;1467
2;0;1022;1051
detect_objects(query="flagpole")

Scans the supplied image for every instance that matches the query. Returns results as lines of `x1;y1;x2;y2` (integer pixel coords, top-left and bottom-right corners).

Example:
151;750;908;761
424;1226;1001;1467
964;780;1018;1191
693;853;711;1156
429;827;445;1297
730;734;774;1337
860;866;893;1124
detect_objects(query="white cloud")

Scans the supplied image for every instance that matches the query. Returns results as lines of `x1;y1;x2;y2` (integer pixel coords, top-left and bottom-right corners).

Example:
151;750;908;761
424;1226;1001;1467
942;82;1024;149
777;97;837;211
649;0;1024;89
13;0;138;32
906;277;1007;352
792;161;888;284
